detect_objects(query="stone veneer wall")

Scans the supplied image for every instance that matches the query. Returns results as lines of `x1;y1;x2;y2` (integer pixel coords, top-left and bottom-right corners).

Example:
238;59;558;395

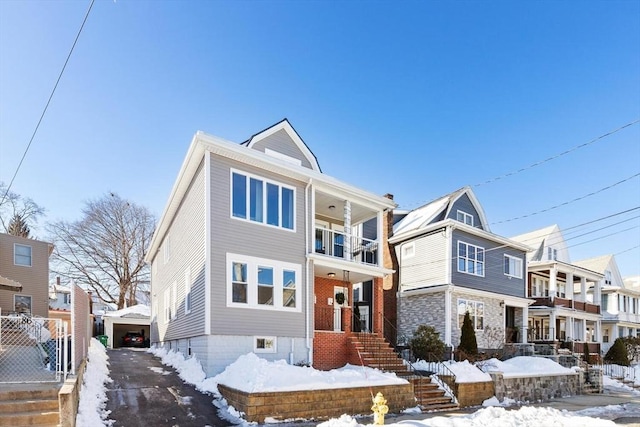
454;381;495;407
489;372;580;402
218;383;415;423
451;290;502;349
398;291;446;342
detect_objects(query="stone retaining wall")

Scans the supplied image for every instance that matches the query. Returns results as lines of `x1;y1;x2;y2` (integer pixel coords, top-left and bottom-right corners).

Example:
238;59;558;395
454;381;494;407
489;371;580;402
218;383;415;423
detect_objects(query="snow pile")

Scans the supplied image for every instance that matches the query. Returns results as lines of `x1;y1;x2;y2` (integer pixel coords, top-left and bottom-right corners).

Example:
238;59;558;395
482;396;518;407
414;359;493;383
76;338;114;427
478;356;577;377
318;406;616;426
102;304;150;318
149;348;407;393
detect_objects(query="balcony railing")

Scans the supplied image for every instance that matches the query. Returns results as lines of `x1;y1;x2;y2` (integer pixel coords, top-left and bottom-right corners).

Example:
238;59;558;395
531;297;601;314
314;227;378;266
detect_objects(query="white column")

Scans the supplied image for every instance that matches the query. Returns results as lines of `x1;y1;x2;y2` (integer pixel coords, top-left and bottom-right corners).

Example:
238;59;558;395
582;319;588;341
549;312;556;340
594;281;602;306
376;210;383;268
549;266;558;300
581;277;587;302
522;305;529;343
568;316;574;341
566;272;574;301
343;200;351;260
596;320;602;343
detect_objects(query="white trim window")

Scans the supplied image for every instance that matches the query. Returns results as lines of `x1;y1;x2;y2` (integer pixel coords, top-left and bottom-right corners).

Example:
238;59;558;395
402;242;415;260
227;253;301;311
14;244;32;267
504;255;523;279
185;268;192;314
231;170;295;231
164;288;172;323
254;336;277;353
172;282;177;319
14;294;32;314
456;210;474;226
457;241;484;276
457;298;484;331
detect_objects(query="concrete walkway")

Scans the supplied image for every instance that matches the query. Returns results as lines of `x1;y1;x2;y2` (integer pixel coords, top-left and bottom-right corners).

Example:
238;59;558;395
105;348;227;427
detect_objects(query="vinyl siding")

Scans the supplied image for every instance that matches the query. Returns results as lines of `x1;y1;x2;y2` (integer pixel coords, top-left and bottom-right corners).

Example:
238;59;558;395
250;129;314;169
446;193;483;230
451;229;526;298
154;160;207;342
208;153;307;338
0;234;50;318
397;230;448;291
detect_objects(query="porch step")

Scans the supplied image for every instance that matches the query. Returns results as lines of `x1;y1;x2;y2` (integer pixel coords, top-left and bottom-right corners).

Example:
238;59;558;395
0;386;60;427
349;334;458;412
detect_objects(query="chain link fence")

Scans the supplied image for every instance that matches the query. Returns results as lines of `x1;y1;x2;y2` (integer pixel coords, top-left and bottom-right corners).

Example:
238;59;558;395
0;313;67;383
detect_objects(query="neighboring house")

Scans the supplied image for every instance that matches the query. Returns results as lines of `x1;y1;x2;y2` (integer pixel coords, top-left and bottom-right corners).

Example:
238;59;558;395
388;187;533;351
0;233;53;317
49;277;72;311
146;119;396;376
575;255;640;354
511;225;603;355
90;293;117;336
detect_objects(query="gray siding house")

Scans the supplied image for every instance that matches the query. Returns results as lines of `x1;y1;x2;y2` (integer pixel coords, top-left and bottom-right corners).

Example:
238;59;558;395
388;187;533;350
146;120;396;375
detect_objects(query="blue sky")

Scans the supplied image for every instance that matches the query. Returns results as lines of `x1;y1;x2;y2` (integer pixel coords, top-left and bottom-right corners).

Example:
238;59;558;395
1;1;639;276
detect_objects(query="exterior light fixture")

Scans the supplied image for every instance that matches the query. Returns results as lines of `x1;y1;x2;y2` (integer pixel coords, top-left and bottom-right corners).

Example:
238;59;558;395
328;272;336;278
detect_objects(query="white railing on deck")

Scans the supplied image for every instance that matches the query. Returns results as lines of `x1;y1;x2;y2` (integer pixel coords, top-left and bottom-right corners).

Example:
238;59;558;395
314;227;379;266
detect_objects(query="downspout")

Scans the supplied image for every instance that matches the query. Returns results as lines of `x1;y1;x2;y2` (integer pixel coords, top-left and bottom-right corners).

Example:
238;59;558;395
305;179;313;365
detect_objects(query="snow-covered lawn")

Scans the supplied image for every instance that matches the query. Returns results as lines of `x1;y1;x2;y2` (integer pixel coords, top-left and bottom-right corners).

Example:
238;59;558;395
76;344;638;426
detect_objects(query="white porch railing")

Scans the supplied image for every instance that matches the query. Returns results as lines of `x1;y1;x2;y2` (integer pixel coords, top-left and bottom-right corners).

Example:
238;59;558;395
314;227;379;266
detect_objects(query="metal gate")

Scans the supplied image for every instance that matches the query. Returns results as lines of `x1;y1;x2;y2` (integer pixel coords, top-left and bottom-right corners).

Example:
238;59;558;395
0;314;68;383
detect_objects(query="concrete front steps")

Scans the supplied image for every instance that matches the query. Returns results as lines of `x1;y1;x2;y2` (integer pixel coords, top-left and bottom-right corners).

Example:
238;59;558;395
0;385;60;427
349;333;458;412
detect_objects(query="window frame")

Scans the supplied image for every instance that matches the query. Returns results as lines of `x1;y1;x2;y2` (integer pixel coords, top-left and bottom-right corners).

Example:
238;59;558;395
230;169;296;231
164;288;171;323
14;243;32;267
226;253;301;312
456;210;474;226
402;242;415;260
457;241;485;277
14;294;32;315
457;298;484;331
254;336;277;353
504;254;523;279
184;268;192;315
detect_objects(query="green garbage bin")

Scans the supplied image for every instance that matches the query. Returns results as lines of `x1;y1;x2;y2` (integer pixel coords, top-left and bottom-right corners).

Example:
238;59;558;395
98;335;108;347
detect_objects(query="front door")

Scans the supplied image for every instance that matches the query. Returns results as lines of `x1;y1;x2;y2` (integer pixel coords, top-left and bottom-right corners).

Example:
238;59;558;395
333;286;347;332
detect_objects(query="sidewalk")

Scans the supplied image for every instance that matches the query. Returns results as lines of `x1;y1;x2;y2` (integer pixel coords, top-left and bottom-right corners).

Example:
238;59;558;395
105;348;226;427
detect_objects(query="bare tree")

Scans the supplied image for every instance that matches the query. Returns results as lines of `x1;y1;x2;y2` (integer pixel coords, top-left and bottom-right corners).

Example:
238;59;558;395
48;193;155;309
0;182;45;235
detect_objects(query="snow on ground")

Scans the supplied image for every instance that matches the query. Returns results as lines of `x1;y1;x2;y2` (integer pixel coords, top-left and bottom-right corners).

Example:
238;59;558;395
478;356;578;377
76;338;114;427
76;346;639;426
317;406;616;426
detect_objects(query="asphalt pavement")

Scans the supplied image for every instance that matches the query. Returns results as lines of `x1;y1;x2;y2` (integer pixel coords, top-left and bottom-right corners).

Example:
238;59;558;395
105;348;229;427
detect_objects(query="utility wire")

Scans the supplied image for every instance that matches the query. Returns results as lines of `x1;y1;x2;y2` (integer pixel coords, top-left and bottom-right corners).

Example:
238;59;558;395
491;172;640;225
0;0;95;206
399;119;640;211
474;118;640;187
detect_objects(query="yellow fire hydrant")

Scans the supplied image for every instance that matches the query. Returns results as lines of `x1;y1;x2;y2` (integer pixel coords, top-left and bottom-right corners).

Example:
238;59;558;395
371;392;389;425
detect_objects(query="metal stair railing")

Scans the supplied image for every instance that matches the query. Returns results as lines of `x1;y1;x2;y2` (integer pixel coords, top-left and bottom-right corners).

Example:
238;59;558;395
380;316;458;404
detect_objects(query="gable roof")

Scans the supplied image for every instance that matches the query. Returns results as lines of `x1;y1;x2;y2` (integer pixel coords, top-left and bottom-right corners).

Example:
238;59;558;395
392;186;490;238
242;119;321;172
510;224;561;260
573;254;614;274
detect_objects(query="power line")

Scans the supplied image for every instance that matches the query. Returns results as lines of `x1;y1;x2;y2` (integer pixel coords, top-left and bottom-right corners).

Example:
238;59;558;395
474;118;640;187
0;0;95;206
491;172;640;225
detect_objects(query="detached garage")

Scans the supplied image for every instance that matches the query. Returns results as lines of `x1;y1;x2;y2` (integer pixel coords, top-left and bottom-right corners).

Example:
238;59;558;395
102;305;150;349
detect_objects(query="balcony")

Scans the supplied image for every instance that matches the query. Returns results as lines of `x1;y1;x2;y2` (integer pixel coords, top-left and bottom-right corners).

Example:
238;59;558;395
314;227;378;267
531;297;601;314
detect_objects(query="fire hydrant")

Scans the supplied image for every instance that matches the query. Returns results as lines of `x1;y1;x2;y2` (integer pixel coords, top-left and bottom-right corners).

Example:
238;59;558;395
371;392;389;425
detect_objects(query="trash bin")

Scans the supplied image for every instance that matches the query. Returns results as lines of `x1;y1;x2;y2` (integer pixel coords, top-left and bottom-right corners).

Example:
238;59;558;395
98;335;108;347
45;339;57;371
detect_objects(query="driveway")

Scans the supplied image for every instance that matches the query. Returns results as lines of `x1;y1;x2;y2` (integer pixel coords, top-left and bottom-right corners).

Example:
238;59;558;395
105;348;231;426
